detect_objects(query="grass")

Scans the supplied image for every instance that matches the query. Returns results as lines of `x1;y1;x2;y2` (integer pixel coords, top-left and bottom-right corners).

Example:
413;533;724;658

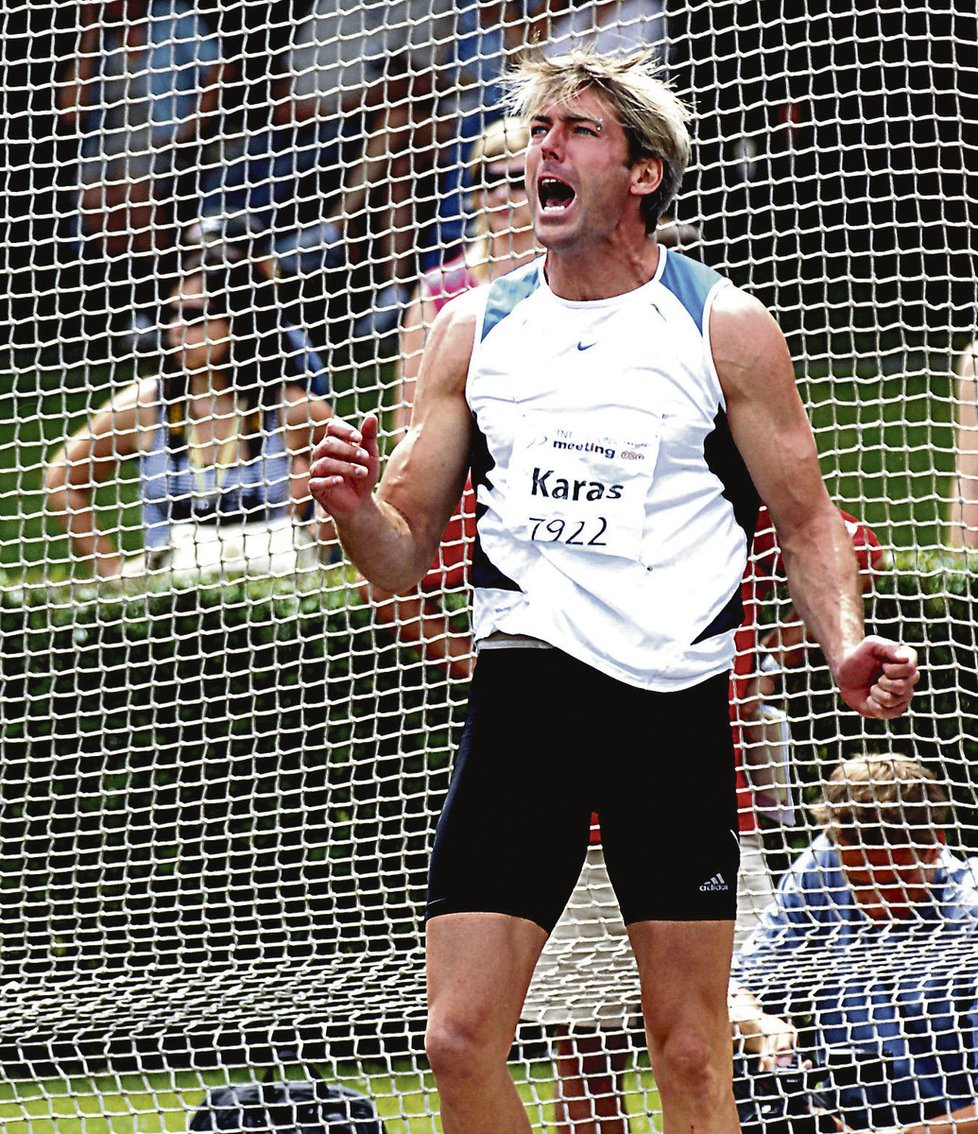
0;1060;662;1134
0;342;960;582
799;343;959;550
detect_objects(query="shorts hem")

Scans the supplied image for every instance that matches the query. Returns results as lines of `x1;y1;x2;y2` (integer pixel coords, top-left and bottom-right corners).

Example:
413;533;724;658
621;909;737;926
425;900;553;933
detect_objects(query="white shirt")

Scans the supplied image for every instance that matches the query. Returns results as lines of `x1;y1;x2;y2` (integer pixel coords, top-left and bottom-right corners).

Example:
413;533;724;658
466;248;756;691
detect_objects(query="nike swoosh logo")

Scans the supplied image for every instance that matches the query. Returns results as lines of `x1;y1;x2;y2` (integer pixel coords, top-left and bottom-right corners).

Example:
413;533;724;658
576;341;596;351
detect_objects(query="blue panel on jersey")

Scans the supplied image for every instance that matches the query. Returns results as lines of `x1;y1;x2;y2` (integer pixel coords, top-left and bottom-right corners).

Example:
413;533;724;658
480;261;542;342
659;250;724;333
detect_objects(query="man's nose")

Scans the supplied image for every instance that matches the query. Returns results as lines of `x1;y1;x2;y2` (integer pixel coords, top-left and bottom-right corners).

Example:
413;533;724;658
540;124;562;160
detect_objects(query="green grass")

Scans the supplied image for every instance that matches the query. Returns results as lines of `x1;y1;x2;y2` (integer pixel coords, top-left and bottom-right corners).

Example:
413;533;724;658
802;362;958;550
1;348;960;581
0;1060;661;1134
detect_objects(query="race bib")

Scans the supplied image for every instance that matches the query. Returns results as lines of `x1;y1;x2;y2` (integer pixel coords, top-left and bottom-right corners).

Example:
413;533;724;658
507;415;660;562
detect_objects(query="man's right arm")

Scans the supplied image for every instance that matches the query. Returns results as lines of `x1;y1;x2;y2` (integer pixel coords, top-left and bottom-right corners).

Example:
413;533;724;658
712;286;918;719
309;294;477;593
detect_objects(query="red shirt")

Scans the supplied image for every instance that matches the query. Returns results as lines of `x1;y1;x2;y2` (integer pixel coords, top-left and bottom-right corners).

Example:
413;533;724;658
731;506;883;833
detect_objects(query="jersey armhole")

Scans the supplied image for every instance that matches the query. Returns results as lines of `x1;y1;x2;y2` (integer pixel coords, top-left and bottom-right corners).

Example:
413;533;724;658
464;286;493;414
703;278;734;411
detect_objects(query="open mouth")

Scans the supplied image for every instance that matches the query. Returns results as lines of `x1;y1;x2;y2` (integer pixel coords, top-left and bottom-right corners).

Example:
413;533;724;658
537;177;576;214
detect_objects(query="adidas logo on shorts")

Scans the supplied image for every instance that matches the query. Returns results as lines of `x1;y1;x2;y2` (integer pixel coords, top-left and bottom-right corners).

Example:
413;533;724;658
699;873;729;893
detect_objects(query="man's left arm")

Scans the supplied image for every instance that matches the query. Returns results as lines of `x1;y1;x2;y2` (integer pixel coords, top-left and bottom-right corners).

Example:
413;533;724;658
711;287;918;719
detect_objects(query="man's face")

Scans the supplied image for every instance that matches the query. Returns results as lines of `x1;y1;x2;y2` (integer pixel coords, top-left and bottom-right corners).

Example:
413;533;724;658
525;88;658;252
837;839;941;921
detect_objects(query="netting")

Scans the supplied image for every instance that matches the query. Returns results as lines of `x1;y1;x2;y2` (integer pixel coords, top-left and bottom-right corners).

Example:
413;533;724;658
1;0;977;1130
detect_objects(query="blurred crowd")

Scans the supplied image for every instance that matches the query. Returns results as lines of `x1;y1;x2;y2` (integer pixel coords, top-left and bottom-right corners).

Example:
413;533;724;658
52;0;975;363
53;0;677;360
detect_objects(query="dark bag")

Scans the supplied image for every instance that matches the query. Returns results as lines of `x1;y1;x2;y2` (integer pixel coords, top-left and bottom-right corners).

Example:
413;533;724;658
189;1057;386;1134
735;1058;838;1134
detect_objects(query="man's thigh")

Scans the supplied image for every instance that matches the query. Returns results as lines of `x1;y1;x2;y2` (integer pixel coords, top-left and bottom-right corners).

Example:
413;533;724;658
598;672;740;925
426;912;548;1043
426;649;594;932
628;918;735;1046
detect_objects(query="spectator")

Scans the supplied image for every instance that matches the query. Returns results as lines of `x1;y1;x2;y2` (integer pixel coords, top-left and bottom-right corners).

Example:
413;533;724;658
45;256;334;580
362;116;536;680
195;81;350;344
423;0;530;265
55;0;224;314
536;0;666;58
731;755;978;1134
282;0;531;334
522;506;884;1134
396;117;536;427
178;216;332;399
947;338;978;548
281;0;456;323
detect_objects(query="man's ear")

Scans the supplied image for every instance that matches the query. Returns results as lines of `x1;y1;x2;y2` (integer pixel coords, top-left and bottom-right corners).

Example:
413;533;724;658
631;155;664;200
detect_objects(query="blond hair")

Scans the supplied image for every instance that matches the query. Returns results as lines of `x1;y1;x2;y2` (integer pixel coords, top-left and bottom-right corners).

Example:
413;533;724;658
468;115;531;184
812;755;948;848
503;48;691;233
465;116;532;274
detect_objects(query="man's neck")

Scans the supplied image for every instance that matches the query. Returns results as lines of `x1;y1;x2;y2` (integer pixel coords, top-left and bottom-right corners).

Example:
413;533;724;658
544;237;660;301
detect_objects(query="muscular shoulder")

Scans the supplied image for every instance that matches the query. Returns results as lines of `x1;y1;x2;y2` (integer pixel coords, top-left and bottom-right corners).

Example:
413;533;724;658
415;287;481;399
709;286;794;402
710;286;789;370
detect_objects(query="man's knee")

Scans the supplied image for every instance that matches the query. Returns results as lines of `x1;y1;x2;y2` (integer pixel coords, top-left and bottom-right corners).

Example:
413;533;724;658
649;1027;732;1108
425;1012;508;1084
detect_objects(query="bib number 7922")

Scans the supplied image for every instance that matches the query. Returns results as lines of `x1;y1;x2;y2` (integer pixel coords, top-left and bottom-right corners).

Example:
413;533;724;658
528;515;609;547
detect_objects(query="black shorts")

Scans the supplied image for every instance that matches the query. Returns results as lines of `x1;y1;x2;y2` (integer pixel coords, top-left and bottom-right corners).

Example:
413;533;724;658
426;648;740;932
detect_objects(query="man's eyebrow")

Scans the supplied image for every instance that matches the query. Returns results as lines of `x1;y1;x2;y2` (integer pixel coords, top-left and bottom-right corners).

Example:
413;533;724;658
531;112;605;132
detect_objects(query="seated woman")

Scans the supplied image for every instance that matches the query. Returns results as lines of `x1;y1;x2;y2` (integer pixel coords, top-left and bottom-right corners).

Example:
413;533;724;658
45;257;334;580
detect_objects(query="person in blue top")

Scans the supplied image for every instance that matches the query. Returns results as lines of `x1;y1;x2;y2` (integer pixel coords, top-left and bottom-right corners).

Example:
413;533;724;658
730;755;978;1134
45;254;334;579
56;0;223;262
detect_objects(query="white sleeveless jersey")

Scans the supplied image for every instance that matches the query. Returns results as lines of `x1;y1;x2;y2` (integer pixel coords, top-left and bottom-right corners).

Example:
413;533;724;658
465;247;759;692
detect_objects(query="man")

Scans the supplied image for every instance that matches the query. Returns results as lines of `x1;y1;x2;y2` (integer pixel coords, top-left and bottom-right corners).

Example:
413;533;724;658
731;756;978;1134
309;49;919;1134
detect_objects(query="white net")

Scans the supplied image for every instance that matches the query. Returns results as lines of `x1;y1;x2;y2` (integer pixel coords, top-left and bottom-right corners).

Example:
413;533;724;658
1;0;977;1130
